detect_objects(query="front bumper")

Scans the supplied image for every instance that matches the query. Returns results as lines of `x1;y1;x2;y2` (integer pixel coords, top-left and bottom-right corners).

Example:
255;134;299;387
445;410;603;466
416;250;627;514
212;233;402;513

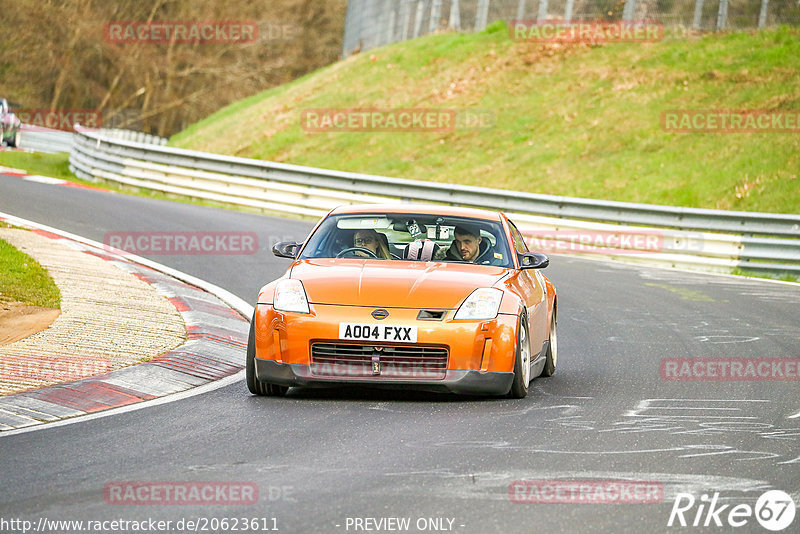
255;358;514;396
255;303;520;373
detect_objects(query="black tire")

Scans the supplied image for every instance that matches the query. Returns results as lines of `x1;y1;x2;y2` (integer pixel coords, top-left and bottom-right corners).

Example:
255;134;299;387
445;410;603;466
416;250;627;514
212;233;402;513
9;130;20;148
246;314;288;397
508;311;531;399
541;308;557;377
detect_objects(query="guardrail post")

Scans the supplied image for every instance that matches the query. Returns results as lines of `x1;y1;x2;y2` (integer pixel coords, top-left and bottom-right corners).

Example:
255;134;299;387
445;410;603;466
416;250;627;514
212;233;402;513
622;0;637;21
448;0;461;30
516;0;526;20
386;0;398;43
537;0;549;23
564;0;575;24
475;0;490;31
342;0;358;57
429;0;443;32
692;0;705;30
413;0;425;38
716;0;728;30
758;0;769;28
400;0;411;40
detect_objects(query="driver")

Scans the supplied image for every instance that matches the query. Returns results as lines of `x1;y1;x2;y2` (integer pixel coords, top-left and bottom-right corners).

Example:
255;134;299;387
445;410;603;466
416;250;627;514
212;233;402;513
445;224;492;263
353;229;391;259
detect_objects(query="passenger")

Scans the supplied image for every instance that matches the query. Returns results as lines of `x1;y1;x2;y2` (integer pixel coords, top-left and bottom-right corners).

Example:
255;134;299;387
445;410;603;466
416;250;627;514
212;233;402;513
445;224;491;263
353;229;391;259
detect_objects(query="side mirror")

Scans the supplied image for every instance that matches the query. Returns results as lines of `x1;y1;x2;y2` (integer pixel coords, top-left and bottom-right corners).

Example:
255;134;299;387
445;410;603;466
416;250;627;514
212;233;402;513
519;252;549;269
272;241;301;259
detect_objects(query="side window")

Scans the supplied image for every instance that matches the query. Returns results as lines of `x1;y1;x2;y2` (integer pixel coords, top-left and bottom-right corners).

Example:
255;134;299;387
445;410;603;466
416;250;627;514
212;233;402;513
479;230;496;247
508;221;529;254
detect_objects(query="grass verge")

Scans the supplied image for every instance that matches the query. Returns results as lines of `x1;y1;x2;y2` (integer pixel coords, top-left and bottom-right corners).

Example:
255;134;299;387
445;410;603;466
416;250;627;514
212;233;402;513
171;24;800;214
0;151;74;180
730;267;798;284
0;233;61;308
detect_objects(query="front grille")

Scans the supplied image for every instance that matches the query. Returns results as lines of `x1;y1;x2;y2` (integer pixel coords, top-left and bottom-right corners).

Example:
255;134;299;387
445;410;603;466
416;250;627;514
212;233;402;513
311;343;448;379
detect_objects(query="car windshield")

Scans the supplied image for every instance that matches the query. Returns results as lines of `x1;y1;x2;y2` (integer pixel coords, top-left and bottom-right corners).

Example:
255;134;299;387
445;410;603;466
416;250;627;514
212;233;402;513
299;212;514;268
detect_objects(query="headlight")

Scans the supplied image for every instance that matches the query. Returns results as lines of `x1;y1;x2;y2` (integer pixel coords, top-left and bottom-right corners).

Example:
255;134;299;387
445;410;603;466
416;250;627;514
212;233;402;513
273;279;310;314
454;288;503;320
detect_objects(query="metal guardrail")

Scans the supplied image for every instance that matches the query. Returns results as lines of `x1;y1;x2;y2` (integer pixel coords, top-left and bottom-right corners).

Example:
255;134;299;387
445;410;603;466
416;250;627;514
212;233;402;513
18;125;74;153
16;126;165;154
69;127;800;276
99;129;168;146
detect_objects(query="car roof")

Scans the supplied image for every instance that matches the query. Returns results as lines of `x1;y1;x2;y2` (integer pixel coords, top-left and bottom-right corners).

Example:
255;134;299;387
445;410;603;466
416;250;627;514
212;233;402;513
329;203;505;222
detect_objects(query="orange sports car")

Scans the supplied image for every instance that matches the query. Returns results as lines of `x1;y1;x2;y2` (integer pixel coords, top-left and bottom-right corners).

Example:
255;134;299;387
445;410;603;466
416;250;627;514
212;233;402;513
247;204;557;398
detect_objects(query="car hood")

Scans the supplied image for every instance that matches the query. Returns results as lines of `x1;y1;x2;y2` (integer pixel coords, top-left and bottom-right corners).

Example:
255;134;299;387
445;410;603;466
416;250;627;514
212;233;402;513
291;259;509;309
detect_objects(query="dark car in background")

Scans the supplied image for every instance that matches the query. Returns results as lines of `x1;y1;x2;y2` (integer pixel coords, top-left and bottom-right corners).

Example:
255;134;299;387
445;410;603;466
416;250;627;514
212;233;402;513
0;99;21;148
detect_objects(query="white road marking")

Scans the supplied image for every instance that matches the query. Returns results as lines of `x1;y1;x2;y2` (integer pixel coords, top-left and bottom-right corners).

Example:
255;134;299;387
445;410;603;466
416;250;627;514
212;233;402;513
384;469;773;502
22;175;66;185
678;445;780;461
414;440;686;455
624;398;768;419
693;335;760;343
0;165;29;174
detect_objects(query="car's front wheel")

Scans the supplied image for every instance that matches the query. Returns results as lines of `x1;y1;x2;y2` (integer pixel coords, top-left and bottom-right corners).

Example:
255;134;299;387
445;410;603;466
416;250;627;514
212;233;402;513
246;315;288;397
541;308;557;377
508;311;531;398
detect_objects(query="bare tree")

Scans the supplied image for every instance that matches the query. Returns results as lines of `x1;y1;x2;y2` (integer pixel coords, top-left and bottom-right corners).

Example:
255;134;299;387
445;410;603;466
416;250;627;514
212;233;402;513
0;0;346;136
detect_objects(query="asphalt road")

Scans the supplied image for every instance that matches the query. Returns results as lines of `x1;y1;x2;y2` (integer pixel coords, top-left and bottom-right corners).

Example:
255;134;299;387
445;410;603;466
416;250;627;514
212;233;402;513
1;173;798;534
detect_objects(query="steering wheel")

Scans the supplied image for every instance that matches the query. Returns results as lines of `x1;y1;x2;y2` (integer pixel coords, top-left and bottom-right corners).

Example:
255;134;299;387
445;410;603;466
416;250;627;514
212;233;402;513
336;247;379;259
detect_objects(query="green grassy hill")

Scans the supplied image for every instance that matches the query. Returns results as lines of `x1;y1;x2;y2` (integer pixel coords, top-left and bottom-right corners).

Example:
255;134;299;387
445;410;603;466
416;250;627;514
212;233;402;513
171;23;800;214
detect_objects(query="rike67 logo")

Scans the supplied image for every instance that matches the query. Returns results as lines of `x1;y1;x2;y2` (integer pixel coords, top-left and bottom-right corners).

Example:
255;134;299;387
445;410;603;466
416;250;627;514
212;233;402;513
668;490;796;531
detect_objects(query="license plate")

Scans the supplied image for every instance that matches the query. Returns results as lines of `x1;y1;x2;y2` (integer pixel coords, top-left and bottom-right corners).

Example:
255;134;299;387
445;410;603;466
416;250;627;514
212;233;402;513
339;323;418;343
